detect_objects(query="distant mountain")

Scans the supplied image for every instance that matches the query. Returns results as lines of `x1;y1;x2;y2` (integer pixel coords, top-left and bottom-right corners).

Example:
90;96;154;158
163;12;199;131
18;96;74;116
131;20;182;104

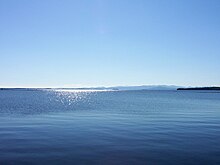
2;86;220;91
0;85;181;91
110;85;181;91
60;85;181;91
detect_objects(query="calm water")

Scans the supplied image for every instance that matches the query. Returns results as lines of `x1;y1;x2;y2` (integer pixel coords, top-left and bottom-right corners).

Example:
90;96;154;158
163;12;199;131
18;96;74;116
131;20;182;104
0;90;220;165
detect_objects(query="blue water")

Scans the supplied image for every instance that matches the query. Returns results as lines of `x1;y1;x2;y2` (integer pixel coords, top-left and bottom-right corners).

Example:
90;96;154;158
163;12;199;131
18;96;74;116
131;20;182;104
0;90;220;165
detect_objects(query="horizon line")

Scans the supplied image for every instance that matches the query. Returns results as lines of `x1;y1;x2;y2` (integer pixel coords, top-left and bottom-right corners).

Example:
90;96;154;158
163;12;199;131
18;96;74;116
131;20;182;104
0;85;220;89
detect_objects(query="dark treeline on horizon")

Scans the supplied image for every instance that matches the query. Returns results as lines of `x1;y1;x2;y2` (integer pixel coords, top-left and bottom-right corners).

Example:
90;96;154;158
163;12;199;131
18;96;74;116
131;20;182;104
177;87;220;90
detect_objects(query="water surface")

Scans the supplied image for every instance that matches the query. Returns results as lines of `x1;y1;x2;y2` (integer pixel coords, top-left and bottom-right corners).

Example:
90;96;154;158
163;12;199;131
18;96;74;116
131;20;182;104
0;90;220;164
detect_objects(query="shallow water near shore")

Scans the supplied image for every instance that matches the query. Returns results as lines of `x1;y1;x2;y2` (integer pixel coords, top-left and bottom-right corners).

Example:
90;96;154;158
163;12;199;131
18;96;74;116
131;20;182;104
0;90;220;164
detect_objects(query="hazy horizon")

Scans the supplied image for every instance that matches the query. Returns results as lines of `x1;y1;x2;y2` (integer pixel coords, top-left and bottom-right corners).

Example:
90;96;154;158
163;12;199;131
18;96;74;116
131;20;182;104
1;84;219;89
0;83;219;89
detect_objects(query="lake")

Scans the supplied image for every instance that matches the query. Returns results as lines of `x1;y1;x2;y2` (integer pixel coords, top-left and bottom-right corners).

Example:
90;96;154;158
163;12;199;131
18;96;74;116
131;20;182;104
0;90;220;164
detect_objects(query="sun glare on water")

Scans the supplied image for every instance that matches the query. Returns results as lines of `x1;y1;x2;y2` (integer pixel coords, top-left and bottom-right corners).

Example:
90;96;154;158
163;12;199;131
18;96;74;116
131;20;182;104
50;89;113;106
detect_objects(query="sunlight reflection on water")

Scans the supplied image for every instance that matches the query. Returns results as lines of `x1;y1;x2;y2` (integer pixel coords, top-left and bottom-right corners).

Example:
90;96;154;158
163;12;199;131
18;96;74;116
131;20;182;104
53;90;90;105
52;89;113;106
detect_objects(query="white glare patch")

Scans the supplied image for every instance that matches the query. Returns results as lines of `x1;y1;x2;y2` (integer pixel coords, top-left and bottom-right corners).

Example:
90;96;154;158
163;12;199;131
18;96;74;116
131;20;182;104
50;89;113;106
54;89;112;93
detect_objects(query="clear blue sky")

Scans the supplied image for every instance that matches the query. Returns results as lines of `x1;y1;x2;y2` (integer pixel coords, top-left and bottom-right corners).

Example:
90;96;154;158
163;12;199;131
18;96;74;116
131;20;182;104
0;0;220;87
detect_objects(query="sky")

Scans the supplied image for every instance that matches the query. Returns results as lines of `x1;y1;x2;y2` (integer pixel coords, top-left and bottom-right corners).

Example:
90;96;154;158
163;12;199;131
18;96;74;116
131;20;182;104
0;0;220;88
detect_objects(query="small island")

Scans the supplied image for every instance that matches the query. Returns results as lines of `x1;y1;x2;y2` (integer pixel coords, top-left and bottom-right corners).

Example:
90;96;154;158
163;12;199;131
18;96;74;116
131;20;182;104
177;87;220;90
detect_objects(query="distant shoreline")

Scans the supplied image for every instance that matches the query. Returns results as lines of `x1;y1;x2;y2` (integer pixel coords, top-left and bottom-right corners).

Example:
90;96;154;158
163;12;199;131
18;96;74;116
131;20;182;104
177;87;220;90
0;85;180;91
1;86;220;91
